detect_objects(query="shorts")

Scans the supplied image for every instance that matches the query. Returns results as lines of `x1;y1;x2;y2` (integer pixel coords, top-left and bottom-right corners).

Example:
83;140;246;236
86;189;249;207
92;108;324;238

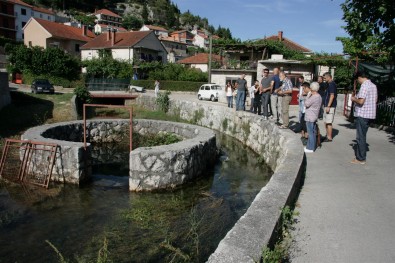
324;107;335;124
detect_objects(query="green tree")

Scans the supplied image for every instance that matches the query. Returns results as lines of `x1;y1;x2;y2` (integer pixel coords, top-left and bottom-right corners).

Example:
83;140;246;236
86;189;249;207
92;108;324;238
339;0;395;62
6;44;80;80
122;15;143;30
141;4;149;24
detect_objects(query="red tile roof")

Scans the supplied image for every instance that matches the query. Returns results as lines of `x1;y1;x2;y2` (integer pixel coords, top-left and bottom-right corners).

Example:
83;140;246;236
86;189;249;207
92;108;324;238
97;24;127;32
177;53;222;64
158;35;187;44
144;25;168;32
8;0;31;8
81;31;152;49
32;6;54;15
264;33;312;53
94;9;121;18
32;18;95;42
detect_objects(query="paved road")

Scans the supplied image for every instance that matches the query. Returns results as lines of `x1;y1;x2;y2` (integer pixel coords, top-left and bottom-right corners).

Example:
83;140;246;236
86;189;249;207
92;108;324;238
290;115;395;263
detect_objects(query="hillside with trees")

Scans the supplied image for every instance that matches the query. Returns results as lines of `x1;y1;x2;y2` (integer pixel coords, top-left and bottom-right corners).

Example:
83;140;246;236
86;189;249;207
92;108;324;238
25;0;233;38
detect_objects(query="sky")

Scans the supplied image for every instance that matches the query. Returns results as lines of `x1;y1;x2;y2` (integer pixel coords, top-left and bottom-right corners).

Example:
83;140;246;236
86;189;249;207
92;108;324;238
171;0;350;54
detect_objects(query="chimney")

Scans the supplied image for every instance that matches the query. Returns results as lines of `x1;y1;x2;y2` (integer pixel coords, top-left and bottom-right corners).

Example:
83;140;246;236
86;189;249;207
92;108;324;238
82;25;87;36
107;28;111;41
278;31;283;41
111;29;115;46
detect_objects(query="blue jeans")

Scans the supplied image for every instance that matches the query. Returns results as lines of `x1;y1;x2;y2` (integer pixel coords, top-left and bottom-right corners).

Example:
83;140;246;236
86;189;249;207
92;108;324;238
261;93;270;117
227;96;233;108
355;117;370;161
306;121;316;151
236;89;245;111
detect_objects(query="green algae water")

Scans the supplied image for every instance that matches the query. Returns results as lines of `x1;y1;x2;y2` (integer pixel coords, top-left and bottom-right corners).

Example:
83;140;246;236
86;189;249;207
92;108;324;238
0;133;272;262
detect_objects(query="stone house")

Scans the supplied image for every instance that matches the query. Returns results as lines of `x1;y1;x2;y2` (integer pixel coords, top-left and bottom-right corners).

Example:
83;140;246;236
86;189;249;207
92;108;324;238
9;0;55;41
0;0;17;40
92;9;122;28
23;17;95;57
80;30;167;64
169;29;194;46
177;53;222;73
140;24;168;38
94;23;127;34
158;36;188;63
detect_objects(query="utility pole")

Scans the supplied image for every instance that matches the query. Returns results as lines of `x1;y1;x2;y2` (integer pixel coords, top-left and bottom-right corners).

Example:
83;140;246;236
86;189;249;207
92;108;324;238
208;34;212;83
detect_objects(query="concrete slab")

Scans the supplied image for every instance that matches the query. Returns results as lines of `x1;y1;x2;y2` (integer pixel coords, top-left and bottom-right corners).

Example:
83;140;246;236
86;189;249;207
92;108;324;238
290;114;395;263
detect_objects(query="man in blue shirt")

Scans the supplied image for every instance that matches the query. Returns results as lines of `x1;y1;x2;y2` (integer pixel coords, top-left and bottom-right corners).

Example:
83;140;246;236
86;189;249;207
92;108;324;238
270;67;282;123
323;72;337;142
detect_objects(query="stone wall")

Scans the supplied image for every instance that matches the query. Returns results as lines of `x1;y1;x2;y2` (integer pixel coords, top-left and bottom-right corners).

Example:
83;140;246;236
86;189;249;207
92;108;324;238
135;95;305;262
21;119;217;191
130;119;217;191
0;72;11;111
22;120;130;184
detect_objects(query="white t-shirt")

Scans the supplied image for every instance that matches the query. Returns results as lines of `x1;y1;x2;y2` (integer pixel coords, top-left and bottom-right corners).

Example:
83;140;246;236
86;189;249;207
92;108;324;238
226;86;233;96
249;85;255;99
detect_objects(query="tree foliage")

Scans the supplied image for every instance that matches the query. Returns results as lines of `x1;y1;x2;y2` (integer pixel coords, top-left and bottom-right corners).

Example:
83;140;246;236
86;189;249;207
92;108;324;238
339;0;395;62
139;62;207;82
122;15;143;30
83;57;133;78
6;44;81;80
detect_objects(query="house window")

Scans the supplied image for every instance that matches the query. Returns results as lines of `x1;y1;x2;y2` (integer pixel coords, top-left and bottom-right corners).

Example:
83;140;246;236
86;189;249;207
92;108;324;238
21;21;26;28
21;8;26;15
75;44;80;52
1;4;8;14
28;41;32;47
40;14;42;18
3;18;9;28
48;15;50;20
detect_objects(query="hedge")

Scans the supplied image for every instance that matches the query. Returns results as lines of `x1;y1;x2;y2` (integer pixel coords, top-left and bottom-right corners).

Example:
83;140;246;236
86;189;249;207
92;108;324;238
130;80;206;92
22;71;84;88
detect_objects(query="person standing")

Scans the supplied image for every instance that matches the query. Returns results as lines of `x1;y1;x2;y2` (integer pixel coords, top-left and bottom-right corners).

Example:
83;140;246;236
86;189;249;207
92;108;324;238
304;82;322;153
323;72;337;142
260;68;273;120
154;80;160;97
225;81;234;108
249;81;256;112
236;74;247;111
350;71;378;164
271;67;282;123
317;76;327;119
253;81;261;115
277;71;293;129
297;76;306;125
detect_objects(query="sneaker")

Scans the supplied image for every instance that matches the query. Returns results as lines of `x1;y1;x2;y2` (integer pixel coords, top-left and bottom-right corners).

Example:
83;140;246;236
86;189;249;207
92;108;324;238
350;158;366;165
304;147;314;153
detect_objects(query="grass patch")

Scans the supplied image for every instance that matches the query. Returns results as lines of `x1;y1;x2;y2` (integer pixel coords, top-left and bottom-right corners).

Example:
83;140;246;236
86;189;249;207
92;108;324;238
0;91;74;148
262;206;298;263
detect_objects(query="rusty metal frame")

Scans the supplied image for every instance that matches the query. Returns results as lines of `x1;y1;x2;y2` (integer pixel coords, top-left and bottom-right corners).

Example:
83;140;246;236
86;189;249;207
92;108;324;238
83;104;133;152
0;139;58;188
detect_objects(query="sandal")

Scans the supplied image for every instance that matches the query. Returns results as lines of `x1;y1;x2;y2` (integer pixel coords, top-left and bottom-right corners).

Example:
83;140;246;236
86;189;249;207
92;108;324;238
279;125;288;129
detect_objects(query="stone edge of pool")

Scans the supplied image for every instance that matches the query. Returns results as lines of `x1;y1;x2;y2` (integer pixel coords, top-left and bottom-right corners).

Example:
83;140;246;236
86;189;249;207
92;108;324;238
135;95;305;263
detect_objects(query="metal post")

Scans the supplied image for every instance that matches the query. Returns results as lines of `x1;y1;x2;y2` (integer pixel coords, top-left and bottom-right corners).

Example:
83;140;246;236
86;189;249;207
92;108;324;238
83;104;87;150
208;35;212;83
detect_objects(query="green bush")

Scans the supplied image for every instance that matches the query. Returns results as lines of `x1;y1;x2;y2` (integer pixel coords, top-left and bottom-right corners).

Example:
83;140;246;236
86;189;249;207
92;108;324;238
21;71;79;88
130;80;205;92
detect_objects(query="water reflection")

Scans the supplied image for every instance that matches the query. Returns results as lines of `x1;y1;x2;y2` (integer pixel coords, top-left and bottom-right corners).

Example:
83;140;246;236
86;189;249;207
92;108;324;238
0;132;272;262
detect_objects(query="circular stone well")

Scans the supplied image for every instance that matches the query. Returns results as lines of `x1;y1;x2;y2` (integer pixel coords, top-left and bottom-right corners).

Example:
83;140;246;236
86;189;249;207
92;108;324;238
21;119;217;190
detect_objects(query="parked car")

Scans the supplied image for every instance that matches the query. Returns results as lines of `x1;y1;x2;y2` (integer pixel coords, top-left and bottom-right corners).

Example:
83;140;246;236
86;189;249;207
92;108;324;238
31;79;54;94
197;84;223;101
129;85;145;93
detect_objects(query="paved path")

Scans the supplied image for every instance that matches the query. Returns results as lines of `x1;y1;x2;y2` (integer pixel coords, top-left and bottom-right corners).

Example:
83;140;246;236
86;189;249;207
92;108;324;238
290;115;395;263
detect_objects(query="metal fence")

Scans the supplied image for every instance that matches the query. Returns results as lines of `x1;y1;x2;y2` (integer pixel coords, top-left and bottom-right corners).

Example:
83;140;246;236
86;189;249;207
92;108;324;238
376;97;395;127
86;78;130;91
